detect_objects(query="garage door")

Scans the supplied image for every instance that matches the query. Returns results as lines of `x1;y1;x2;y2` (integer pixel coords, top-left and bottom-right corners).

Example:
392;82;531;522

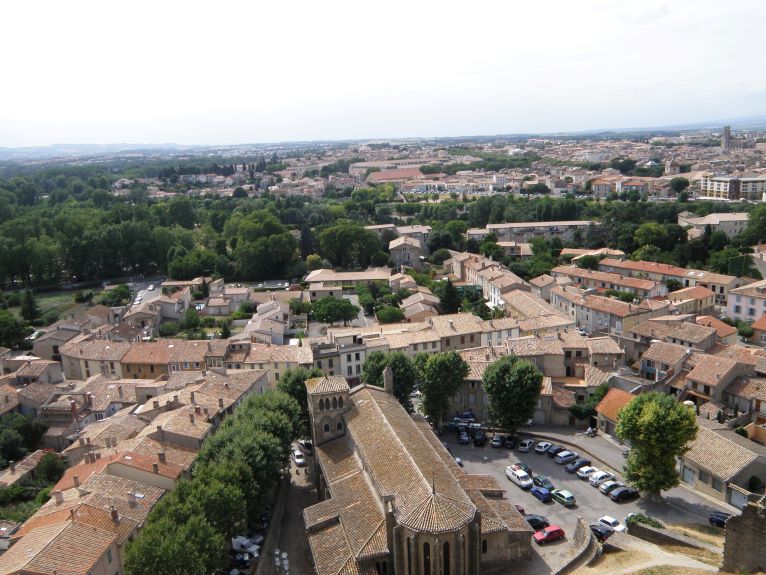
729;488;748;509
681;464;695;485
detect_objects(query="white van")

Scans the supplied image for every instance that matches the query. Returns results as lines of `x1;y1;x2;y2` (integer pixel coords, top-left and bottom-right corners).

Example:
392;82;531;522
505;466;533;489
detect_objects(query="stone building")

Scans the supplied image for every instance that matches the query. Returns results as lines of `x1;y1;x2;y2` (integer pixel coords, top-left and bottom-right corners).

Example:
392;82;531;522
722;496;766;573
304;368;532;575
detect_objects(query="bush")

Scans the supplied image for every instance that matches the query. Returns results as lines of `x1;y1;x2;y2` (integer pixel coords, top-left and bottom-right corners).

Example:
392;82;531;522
625;513;664;528
201;316;216;328
74;290;93;303
735;426;748;438
158;321;180;337
376;306;405;324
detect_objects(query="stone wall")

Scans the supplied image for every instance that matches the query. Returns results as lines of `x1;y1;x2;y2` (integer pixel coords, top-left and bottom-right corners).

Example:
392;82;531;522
627;522;704;549
722;497;766;573
551;517;596;575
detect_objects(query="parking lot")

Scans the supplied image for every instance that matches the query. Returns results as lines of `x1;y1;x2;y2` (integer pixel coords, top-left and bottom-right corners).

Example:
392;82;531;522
445;432;730;567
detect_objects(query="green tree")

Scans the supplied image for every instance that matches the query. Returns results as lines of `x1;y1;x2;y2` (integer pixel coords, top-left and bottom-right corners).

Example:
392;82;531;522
439;279;460;313
615;392;697;500
361;351;417;412
376;306;404;323
575;254;600;270
669;177;690;193
313;297;359;325
36;453;66;483
318;221;381;268
20;289;39;322
0;429;26;462
0;310;26;348
125;514;226;575
306;253;323;270
482;355;543;435
180;308;201;331
634;222;670;250
218;320;231;339
419;352;470;427
277;367;323;437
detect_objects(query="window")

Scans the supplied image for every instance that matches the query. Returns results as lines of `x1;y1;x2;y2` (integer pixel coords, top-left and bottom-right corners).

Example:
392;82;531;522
576;351;582;358
332;397;338;409
338;397;343;408
482;539;487;554
347;354;352;362
749;308;756;317
432;342;437;349
460;336;465;344
107;549;113;564
317;360;322;368
275;373;279;380
443;542;450;575
347;366;352;376
324;424;330;433
356;364;361;374
734;305;742;314
337;422;343;431
565;351;571;358
423;542;431;575
698;470;710;484
711;477;723;492
329;359;334;368
470;334;474;343
319;400;324;411
355;352;360;361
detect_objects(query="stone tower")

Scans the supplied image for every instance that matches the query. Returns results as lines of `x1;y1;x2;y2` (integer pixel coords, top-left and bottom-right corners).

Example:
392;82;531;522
305;375;351;447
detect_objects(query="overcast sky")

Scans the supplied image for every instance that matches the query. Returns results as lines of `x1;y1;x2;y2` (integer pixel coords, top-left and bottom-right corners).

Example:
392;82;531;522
1;0;765;147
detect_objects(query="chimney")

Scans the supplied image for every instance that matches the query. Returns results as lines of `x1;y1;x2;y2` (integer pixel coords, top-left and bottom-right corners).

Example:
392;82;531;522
189;413;195;424
158;452;166;464
118;385;123;398
86;437;91;445
127;491;137;506
190;391;196;404
224;382;229;389
73;475;80;487
95;453;101;459
449;319;454;330
111;507;119;523
218;397;224;408
78;487;87;498
78;437;86;447
152;463;159;474
53;490;64;504
383;365;394;396
152;400;159;409
172;394;179;403
9;461;15;474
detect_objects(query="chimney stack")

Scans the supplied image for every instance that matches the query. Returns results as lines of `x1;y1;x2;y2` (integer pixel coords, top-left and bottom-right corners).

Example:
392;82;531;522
158;452;166;464
127;491;136;506
152;400;160;409
449;319;454;330
9;462;15;474
383;365;394;396
218;397;224;408
73;476;80;487
189;413;195;424
190;391;196;404
53;490;64;504
78;437;86;447
118;385;123;398
111;507;119;523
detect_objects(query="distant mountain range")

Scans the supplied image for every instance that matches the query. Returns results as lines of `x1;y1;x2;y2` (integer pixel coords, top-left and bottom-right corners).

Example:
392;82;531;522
1;114;765;162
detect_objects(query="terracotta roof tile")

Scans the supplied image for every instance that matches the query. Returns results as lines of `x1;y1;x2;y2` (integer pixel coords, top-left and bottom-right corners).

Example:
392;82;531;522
596;388;635;422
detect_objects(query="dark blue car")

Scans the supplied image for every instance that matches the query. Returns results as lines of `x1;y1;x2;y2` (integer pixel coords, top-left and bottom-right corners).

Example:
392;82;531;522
530;487;552;503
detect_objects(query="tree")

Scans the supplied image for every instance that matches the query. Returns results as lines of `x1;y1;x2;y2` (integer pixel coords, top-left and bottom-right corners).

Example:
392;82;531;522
361;351;417;412
218;320;231;339
670;177;690;193
36;453;66;483
20;289;39;322
318;221;381;268
575;254;600;270
313;297;359;326
634;222;670;250
0;310;26;348
431;248;452;265
306;253;323;270
376;306;404;323
180;308;201;331
277;367;323;437
482;355;543;435
419;352;470;427
615;392;697;500
568;383;609;420
0;429;26;462
125;514;227;575
439;279;460;314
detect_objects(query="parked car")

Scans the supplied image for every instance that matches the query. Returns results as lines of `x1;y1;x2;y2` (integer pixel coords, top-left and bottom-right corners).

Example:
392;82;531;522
599;481;625;495
590;471;615;487
546;445;566;458
564;458;590;474
148;284;155;291
590;524;614;542
533;475;554;491
511;462;532;475
534;441;552;454
506;466;533;489
599;516;627;533
551;489;576;507
473;430;488;447
577;466;598;480
518;439;535;453
554;450;579;464
709;512;732;527
490;435;505;448
458;433;470;445
293;449;306;467
533;525;565;545
530;487;552;503
298;438;313;453
609;487;640;502
467;422;483;437
504;436;517;449
524;514;549;531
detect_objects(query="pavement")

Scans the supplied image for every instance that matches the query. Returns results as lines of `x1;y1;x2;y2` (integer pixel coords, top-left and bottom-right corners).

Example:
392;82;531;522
445;427;732;570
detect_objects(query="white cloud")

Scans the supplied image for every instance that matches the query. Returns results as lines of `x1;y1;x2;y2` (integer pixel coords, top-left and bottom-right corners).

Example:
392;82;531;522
0;0;764;146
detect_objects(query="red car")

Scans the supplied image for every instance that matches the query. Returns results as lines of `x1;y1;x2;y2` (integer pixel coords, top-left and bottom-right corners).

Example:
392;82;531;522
533;525;565;545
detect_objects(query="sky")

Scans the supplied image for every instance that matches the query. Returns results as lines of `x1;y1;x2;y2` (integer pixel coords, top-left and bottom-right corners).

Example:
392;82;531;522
1;0;765;147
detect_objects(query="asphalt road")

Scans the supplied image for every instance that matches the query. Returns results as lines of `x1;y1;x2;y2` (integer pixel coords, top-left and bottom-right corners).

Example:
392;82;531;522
444;433;729;566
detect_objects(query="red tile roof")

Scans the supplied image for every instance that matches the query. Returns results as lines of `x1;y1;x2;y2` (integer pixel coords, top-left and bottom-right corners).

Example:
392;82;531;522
596;388;635;422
